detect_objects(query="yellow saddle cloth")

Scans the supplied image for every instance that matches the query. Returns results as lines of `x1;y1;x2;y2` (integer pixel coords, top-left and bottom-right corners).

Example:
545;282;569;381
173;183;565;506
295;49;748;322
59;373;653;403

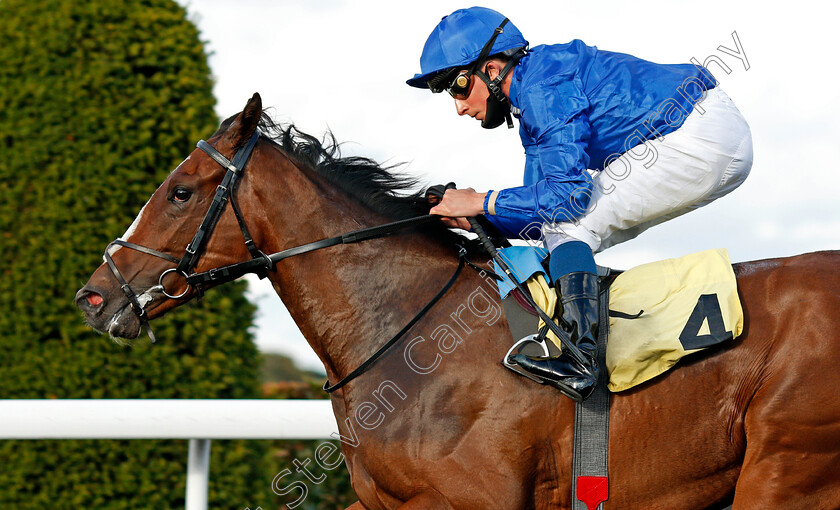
526;248;743;392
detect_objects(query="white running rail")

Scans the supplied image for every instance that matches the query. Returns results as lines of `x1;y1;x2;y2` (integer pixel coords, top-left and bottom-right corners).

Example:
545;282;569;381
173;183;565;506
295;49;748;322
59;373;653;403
0;400;338;510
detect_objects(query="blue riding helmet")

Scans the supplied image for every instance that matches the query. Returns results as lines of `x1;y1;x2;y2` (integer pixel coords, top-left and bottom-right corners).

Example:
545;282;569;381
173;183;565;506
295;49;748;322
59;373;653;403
406;7;528;89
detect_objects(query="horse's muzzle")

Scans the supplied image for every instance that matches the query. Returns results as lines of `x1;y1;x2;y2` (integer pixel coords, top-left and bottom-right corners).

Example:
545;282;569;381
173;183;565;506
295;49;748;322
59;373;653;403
75;285;143;339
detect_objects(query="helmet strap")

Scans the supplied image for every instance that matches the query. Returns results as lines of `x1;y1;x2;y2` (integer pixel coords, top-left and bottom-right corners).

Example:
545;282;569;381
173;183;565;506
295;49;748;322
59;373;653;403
476;48;525;129
466;19;510;75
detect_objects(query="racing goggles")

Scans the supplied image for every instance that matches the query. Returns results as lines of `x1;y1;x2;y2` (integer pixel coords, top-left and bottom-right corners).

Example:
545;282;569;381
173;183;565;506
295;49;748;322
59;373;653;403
447;70;476;99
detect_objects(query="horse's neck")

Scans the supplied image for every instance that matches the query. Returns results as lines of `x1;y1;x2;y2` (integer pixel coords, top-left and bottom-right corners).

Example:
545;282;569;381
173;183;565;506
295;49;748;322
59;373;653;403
255;163;453;384
274;237;452;381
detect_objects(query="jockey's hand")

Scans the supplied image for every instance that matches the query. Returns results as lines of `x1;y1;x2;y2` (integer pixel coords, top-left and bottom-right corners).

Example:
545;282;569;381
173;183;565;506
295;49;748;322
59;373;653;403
429;187;487;231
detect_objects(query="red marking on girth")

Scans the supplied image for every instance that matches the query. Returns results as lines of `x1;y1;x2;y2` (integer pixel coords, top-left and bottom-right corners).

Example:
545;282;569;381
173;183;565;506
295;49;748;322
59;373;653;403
576;476;609;510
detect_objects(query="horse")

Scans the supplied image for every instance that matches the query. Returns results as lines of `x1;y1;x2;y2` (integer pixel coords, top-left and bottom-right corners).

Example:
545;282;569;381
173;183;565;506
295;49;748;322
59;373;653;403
76;93;840;509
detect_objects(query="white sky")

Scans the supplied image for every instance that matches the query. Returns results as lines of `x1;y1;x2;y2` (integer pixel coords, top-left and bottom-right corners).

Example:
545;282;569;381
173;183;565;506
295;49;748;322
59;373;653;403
178;0;840;371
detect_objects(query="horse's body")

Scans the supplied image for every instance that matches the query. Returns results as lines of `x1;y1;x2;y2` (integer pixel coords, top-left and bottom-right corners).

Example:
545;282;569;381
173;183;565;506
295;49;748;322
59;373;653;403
76;95;840;509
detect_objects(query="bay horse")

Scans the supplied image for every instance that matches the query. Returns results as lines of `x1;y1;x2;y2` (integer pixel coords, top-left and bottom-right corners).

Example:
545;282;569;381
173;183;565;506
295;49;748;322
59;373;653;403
76;93;840;509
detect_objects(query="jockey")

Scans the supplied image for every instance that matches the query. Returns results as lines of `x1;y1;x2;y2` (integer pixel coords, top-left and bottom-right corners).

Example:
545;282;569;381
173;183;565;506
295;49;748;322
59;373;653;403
407;7;753;401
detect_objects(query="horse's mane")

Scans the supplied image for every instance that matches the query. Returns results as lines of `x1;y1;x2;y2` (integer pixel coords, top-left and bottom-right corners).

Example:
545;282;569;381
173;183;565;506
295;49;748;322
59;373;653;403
215;112;483;254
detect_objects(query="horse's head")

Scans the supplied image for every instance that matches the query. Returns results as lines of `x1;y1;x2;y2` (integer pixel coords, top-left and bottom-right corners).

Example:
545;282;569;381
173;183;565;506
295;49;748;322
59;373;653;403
75;93;266;342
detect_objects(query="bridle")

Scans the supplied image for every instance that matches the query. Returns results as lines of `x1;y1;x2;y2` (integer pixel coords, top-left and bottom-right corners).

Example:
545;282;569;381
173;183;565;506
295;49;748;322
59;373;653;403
103;131;263;343
100;129;472;392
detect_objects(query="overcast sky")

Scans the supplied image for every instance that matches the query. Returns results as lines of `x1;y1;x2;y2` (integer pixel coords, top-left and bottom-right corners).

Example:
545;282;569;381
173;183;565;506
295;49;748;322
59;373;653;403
177;0;840;371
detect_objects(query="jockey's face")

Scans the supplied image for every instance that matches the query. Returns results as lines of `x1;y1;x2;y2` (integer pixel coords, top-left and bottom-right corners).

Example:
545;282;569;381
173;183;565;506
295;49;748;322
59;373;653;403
453;60;508;123
454;72;490;122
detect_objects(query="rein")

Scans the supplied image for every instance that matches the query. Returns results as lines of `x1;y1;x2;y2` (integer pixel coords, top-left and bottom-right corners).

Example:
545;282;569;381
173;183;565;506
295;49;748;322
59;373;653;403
101;131;474;392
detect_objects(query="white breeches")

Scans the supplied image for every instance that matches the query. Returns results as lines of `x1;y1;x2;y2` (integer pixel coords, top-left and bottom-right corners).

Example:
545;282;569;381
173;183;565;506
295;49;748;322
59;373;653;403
543;87;754;254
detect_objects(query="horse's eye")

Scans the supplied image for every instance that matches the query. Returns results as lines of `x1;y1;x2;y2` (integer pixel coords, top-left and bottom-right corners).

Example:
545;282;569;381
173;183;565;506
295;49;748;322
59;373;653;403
172;188;192;203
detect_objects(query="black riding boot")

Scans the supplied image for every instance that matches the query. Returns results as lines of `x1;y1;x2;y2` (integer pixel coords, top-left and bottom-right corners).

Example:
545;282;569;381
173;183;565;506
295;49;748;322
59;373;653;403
508;271;600;402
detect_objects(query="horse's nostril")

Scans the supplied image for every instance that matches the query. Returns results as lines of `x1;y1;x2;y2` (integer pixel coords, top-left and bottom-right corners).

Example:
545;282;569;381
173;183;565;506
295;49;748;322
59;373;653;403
76;288;105;312
87;293;104;307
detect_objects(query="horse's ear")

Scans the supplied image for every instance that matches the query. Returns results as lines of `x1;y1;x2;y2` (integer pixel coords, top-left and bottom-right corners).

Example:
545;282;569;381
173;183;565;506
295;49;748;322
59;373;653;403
224;92;262;149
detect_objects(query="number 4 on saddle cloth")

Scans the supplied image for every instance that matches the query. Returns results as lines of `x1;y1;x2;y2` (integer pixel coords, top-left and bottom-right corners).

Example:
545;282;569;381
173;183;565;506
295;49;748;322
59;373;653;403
496;247;744;393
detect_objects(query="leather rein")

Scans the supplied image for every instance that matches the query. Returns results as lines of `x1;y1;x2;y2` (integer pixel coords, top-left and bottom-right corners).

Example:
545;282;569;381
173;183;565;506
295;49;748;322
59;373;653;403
101;131;472;392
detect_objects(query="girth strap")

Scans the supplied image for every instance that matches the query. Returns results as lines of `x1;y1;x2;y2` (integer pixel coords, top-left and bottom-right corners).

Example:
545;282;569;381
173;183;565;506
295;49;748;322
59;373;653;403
571;283;612;510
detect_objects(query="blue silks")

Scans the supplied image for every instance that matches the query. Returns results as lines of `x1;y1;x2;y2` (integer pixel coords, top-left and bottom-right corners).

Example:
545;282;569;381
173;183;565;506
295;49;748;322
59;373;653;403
483;41;717;239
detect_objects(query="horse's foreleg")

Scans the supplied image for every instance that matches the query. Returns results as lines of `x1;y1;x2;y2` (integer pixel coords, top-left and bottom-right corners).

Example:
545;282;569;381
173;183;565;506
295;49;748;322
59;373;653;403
345;502;367;510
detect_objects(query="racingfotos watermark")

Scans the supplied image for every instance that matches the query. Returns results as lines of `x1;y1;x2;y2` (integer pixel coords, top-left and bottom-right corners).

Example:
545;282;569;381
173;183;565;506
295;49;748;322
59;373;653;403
515;30;750;245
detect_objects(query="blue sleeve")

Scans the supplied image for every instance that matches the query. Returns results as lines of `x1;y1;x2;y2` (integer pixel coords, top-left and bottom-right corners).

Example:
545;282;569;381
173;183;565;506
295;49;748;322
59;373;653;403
484;76;594;240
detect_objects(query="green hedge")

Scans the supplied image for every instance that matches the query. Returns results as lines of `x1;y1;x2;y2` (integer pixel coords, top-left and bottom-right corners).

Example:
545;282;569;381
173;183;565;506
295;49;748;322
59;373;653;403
0;0;271;507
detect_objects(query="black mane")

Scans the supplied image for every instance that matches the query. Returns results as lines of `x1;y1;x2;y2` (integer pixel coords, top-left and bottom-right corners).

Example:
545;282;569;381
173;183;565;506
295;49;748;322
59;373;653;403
215;112;481;254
